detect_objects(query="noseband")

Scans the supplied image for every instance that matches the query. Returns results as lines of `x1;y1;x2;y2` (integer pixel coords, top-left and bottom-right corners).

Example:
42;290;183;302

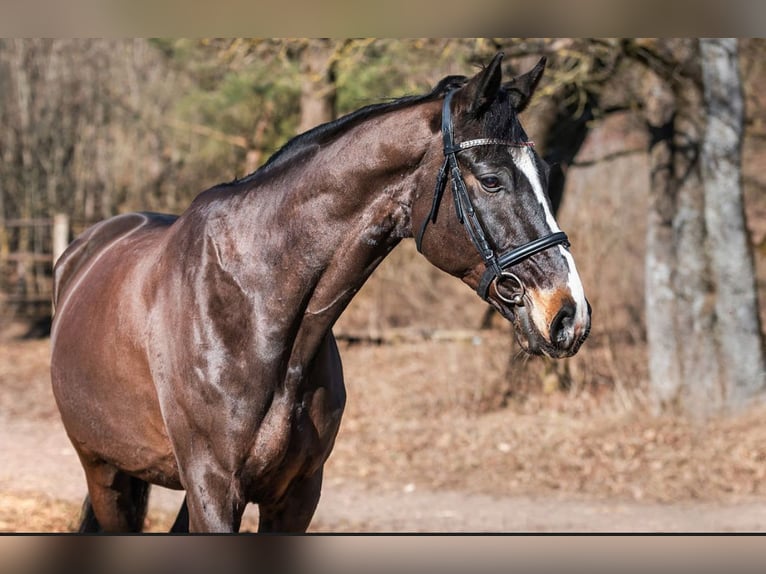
415;89;570;306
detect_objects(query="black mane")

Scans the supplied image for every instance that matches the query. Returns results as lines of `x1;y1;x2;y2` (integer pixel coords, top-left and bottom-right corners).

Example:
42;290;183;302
227;74;468;187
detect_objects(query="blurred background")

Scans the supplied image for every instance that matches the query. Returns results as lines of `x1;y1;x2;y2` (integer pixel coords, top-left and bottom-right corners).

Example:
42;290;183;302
1;38;766;532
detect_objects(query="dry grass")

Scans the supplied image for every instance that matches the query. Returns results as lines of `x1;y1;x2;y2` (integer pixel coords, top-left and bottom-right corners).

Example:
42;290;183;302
0;493;77;533
329;334;766;505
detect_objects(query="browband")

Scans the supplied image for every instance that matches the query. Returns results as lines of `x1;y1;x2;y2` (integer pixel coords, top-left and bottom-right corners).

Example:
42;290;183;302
416;89;570;304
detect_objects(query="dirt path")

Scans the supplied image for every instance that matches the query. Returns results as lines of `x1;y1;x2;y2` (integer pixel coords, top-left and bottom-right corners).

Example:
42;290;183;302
5;335;766;532
3;413;766;532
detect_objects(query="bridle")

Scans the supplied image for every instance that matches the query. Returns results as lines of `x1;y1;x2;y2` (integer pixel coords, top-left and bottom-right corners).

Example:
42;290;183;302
415;89;570;306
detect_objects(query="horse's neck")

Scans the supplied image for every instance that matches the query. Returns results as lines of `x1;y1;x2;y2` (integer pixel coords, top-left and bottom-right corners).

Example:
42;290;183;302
305;108;439;300
187;102;439;333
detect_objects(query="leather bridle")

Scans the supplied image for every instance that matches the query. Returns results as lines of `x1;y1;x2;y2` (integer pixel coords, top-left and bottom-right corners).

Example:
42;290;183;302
415;89;570;306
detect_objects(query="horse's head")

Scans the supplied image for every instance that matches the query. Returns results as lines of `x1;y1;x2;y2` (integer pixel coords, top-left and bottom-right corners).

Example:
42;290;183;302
413;53;591;358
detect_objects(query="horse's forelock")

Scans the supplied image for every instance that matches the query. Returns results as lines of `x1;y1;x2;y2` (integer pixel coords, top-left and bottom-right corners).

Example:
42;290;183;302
479;87;528;142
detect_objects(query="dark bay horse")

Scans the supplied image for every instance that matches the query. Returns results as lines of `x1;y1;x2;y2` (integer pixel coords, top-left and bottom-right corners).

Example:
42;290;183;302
50;53;591;533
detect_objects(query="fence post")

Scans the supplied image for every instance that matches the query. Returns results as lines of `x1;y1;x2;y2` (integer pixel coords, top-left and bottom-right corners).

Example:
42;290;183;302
52;213;69;268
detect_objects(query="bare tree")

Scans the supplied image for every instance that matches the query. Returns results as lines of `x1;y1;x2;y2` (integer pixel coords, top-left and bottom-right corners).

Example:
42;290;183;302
0;39;189;318
296;39;342;132
640;38;765;415
700;38;765;408
0;39;183;223
641;57;686;410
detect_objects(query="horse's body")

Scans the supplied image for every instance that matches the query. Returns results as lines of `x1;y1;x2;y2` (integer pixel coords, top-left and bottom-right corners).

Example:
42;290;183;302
50;53;590;532
52;209;346;531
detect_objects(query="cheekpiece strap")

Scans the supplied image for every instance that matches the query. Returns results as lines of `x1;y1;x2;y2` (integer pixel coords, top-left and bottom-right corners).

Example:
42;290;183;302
417;87;568;304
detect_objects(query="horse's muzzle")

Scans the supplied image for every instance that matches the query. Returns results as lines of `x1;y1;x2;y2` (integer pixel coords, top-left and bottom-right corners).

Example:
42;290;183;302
546;298;591;358
511;298;591;359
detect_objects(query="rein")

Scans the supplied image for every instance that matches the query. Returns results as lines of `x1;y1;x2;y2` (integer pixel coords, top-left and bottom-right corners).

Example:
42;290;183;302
415;89;570;305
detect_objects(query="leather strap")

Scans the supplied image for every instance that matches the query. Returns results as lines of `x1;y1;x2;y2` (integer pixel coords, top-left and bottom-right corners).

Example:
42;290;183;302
416;89;570;303
476;231;570;300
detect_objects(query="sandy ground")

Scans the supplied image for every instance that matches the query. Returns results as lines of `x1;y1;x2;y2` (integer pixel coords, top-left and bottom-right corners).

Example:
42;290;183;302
3;333;766;533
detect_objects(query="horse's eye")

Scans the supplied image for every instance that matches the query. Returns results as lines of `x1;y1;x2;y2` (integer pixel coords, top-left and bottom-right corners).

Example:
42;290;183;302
479;175;501;193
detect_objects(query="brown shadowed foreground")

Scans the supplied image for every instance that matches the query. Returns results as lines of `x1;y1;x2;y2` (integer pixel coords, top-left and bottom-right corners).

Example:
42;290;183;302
48;54;590;533
6;332;766;534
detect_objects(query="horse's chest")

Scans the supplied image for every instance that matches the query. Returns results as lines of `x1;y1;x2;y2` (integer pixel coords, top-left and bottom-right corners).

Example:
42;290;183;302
242;388;344;504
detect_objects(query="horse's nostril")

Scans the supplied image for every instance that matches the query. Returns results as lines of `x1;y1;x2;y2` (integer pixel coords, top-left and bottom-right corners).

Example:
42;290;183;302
550;303;576;348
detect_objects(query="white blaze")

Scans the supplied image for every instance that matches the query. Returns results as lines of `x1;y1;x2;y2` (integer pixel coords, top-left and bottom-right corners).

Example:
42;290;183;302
511;148;589;326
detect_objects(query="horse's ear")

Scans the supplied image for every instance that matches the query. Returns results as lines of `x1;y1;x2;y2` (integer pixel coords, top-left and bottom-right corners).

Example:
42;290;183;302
461;52;504;116
504;56;546;113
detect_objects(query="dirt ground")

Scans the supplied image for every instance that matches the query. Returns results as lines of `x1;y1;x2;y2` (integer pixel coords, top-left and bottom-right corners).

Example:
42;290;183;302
3;323;766;533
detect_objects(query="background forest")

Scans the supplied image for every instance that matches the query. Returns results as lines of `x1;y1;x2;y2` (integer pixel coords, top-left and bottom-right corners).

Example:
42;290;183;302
1;37;765;420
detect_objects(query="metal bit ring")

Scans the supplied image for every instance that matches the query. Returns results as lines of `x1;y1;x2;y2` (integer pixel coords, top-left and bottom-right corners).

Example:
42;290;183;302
492;271;526;306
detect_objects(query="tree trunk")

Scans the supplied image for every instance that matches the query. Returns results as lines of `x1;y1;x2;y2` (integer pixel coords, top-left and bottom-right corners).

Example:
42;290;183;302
297;39;338;133
672;73;721;416
642;39;720;416
643;38;765;416
642;66;685;411
700;38;766;408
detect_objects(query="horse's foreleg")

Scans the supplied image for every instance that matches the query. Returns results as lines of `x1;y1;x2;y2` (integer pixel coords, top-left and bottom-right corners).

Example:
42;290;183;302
80;459;150;532
169;495;189;532
181;465;246;532
257;468;323;533
78;495;101;532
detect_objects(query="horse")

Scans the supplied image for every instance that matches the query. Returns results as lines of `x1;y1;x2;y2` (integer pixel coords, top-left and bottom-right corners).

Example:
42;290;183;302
50;52;591;533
